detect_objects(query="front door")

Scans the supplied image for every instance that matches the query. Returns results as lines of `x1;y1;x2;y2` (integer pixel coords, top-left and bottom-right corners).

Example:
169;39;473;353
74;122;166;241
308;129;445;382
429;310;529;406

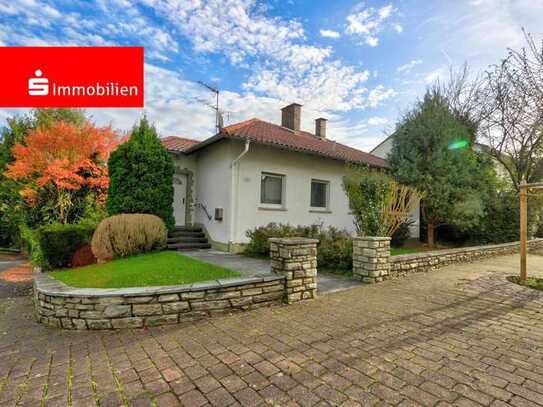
173;174;187;226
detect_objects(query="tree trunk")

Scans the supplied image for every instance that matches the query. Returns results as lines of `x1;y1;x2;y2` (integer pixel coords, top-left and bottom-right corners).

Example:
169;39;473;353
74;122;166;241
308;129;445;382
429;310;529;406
427;222;435;247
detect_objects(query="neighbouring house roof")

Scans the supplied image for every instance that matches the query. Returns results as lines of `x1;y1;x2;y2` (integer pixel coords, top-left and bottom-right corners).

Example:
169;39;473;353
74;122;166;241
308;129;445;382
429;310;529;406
185;118;388;168
370;134;393;155
161;136;201;153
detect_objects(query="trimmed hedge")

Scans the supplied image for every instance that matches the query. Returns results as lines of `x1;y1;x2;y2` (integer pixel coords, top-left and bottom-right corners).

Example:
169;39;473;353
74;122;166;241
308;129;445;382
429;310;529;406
21;222;95;270
106;118;175;231
245;223;353;270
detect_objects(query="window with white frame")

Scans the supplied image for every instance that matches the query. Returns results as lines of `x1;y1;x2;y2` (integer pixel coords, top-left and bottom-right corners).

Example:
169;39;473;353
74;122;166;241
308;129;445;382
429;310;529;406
260;173;284;205
310;179;329;209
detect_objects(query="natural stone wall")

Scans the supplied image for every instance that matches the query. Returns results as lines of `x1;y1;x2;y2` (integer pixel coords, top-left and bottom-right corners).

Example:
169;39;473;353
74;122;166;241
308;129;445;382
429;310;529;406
391;239;543;278
269;237;318;303
34;274;285;330
352;236;391;283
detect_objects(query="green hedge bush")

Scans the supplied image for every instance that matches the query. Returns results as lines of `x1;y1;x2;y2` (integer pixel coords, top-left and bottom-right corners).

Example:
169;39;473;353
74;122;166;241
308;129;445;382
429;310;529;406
107;118;175;231
245;223;353;270
391;221;413;247
21;222;95;270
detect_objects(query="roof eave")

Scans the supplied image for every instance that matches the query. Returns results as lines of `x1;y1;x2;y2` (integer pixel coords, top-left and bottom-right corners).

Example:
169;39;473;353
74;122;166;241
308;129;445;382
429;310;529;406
180;126;389;168
226;134;388;169
183;132;225;154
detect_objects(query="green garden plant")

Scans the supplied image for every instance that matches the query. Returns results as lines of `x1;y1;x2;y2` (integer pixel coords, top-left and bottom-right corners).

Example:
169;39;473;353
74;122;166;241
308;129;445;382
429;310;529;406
245;223;353;270
107;117;175;230
91;213;167;261
342;166;422;237
389;90;491;245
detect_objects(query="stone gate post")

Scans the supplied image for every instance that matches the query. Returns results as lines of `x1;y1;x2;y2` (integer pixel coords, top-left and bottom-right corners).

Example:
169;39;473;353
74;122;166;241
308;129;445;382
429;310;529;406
269;237;318;303
353;236;391;283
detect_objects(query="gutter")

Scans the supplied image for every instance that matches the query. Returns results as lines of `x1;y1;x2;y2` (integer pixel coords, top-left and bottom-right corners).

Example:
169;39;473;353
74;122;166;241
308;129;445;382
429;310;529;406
230;140;251;248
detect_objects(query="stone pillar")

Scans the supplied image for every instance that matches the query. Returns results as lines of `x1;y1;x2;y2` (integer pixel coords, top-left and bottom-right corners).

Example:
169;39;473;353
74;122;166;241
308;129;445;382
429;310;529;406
353;236;390;283
269;237;318;303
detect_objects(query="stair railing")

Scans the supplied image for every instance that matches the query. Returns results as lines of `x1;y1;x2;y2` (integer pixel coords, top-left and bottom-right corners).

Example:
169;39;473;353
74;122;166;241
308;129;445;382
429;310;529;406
193;202;213;221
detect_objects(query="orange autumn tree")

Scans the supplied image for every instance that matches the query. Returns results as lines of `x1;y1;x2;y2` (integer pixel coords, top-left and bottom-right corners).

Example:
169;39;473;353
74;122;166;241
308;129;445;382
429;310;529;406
6;121;120;224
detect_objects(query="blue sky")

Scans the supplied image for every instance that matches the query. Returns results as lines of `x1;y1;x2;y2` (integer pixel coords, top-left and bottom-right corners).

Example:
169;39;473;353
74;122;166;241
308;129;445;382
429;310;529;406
1;0;542;151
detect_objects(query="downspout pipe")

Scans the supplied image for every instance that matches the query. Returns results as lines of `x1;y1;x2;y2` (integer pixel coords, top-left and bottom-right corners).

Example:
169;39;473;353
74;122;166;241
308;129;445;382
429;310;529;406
230;140;250;249
231;139;250;167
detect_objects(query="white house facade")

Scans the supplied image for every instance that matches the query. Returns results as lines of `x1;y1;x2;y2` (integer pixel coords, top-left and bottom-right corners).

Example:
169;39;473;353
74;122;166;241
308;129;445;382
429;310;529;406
162;104;389;252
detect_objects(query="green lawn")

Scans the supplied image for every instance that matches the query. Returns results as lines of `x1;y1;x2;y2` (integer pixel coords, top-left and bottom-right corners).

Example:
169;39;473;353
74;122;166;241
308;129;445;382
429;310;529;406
390;247;420;256
508;276;543;292
51;251;240;288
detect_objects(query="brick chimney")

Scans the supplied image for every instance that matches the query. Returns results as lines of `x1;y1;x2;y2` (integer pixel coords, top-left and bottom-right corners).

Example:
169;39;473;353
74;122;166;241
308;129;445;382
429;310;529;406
281;103;302;131
315;118;327;138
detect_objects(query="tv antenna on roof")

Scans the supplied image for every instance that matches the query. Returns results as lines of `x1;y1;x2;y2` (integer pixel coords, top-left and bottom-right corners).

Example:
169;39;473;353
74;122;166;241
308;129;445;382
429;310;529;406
197;81;223;133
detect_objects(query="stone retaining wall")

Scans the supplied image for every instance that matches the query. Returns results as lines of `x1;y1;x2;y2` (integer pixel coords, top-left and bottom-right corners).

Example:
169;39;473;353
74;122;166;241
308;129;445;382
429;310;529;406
34;274;285;330
390;239;543;278
34;237;320;330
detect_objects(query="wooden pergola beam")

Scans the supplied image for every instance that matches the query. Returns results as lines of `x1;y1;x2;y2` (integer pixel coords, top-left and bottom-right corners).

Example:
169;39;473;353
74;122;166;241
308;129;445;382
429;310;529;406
520;183;528;281
519;181;543;282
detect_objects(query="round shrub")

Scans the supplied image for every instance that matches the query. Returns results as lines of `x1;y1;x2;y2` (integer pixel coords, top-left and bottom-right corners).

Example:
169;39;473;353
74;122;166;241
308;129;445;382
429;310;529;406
91;214;167;261
71;244;97;268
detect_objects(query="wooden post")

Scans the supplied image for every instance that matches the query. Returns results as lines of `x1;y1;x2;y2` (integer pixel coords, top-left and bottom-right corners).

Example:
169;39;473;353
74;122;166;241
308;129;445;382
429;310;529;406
520;182;528;282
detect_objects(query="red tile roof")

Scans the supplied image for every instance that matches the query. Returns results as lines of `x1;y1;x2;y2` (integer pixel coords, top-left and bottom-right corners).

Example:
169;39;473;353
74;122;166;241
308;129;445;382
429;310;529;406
218;118;388;168
161;136;200;152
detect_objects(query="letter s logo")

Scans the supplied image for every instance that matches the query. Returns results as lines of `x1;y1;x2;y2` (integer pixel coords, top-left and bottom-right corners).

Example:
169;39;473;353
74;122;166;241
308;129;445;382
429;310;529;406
28;69;49;96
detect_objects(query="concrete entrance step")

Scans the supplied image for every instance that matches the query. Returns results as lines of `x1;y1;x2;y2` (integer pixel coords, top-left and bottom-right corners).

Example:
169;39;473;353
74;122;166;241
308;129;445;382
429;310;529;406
167;242;212;250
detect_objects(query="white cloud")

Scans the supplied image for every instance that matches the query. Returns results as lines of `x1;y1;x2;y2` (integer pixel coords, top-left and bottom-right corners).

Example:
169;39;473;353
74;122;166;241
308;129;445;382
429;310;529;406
320;29;341;38
367;116;389;126
0;0;61;25
424;68;446;84
366;36;379;47
367;86;396;107
397;59;422;73
0;0;177;60
0;0;396;152
345;3;400;46
243;62;373;112
143;0;391;113
424;0;543;67
328;118;386;151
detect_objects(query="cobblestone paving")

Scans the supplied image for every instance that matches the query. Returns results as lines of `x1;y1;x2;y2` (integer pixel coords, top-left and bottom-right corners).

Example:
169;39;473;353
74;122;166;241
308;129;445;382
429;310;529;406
1;253;543;406
0;257;32;299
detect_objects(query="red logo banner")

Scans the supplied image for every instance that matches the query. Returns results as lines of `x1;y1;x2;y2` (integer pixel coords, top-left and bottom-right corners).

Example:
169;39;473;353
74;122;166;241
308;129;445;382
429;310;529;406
0;46;144;108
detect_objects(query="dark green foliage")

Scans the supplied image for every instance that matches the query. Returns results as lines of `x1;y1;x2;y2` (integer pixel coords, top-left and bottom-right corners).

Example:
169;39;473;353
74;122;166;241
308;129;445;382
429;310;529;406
467;189;538;244
32;108;86;128
391;221;413;247
0;116;32;247
245;223;353;270
21;222;95;270
38;223;95;270
107;117;175;230
389;90;491;244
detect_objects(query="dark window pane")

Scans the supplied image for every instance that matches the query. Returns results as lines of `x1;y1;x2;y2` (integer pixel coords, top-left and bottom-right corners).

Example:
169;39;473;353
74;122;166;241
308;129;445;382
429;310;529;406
261;174;283;204
311;181;327;208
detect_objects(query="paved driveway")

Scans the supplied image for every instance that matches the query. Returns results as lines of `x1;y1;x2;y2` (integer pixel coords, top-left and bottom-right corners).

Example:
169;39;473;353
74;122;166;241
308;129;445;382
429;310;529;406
183;250;363;294
0;255;32;299
1;253;543;406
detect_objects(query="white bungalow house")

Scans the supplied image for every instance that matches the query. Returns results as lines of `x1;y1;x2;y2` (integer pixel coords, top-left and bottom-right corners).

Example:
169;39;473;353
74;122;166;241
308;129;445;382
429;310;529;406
161;103;389;252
